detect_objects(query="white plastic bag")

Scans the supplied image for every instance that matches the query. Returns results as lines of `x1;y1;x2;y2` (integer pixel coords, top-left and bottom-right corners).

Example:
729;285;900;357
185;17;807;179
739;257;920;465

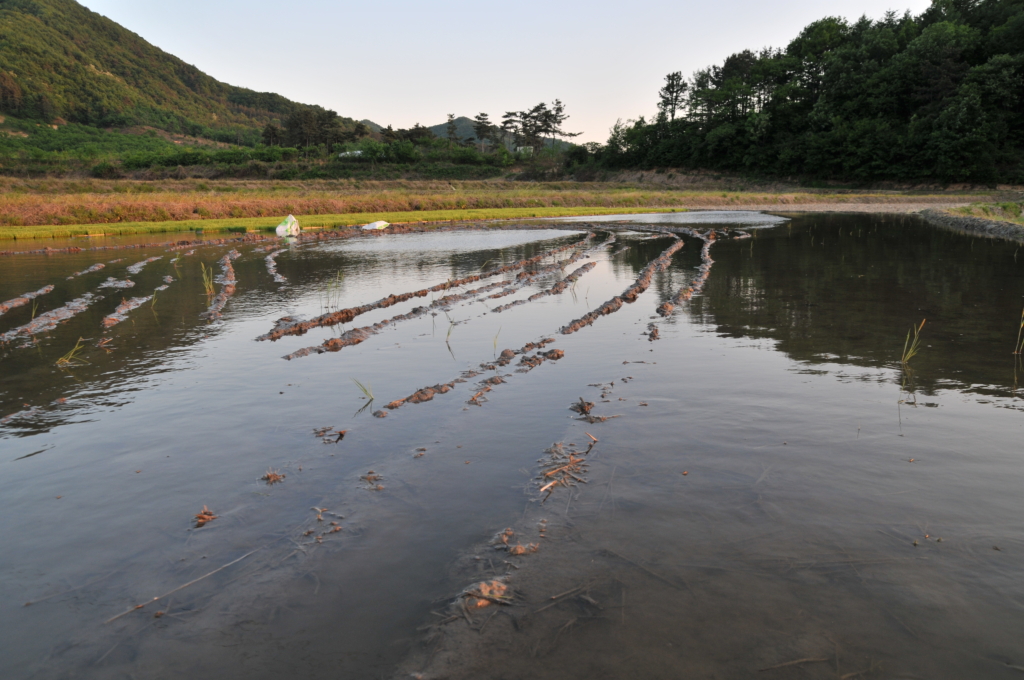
275;214;300;237
361;220;390;231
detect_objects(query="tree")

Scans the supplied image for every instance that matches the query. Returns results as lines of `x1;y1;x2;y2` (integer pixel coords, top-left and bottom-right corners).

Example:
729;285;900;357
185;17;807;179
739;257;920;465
446;113;458;150
543;99;581;146
282;107;344;149
658;72;688;121
501;110;523;148
261;122;281;146
396;124;435;143
473;112;493;149
0;71;23;113
500;100;581;151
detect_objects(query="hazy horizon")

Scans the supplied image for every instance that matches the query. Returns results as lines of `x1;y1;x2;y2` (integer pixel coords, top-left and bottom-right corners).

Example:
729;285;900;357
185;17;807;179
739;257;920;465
80;0;933;143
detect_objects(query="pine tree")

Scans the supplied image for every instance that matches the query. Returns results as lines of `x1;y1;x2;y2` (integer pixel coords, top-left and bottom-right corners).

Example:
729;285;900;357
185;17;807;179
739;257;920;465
657;72;687;121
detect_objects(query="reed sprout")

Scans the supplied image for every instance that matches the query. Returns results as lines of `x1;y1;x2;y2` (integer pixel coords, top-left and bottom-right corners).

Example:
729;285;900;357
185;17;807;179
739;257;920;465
352;378;374;402
200;263;215;296
1014;307;1024;354
319;271;344;313
56;337;87;366
900;319;926;367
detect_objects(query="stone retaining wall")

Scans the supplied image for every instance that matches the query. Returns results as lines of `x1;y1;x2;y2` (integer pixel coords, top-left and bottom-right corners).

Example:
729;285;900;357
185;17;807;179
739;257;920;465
920;208;1024;243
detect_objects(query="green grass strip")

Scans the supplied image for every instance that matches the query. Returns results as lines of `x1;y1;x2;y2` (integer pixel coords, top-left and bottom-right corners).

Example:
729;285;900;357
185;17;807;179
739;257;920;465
0;206;690;241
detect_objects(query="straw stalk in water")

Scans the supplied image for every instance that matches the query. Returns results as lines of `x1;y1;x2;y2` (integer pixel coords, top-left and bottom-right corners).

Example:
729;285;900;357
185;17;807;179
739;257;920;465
900;319;926;367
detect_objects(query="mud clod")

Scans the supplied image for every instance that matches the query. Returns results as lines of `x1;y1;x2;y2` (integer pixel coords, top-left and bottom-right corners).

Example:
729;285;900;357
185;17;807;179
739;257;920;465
519;355;544;369
127;256;163;275
200;250;241;321
658;229;717;316
461;579;512;609
508;543;540;556
0;285;54;317
560;239;684;335
265;248;288;283
97;277;135;290
262;469;286;484
259;235;590;342
66;263;104;279
194;505;217;527
102;296;153;328
570;398;594;415
1;293;100;344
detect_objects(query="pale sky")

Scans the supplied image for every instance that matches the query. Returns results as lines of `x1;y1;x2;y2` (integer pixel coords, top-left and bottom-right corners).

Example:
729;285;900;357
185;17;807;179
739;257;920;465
80;0;934;142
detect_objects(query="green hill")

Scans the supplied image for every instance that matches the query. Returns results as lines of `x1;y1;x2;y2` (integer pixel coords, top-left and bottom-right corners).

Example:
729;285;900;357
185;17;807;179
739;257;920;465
0;0;352;140
428;116;478;142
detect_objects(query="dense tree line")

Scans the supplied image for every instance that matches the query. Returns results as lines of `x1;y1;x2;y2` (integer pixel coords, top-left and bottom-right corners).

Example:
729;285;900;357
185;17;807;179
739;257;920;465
580;0;1024;183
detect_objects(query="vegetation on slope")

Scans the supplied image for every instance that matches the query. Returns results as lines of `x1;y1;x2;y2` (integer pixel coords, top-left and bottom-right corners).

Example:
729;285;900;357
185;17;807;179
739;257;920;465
0;0;356;142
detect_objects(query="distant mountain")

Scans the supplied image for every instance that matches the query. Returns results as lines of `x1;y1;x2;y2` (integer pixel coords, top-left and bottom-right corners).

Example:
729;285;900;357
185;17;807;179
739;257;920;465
425;116;569;148
361;117;477;141
0;0;354;135
428;116;479;142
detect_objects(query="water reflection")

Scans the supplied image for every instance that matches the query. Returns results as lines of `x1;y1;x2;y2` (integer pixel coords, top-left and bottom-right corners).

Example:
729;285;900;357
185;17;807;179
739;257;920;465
686;213;1024;401
2;216;1023;680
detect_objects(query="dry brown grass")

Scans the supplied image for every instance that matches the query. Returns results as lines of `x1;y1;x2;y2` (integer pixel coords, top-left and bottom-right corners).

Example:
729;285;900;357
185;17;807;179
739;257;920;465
0;177;984;227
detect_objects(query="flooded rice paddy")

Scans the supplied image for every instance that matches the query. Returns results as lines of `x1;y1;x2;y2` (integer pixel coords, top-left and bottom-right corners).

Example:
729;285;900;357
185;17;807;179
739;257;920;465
2;212;1024;679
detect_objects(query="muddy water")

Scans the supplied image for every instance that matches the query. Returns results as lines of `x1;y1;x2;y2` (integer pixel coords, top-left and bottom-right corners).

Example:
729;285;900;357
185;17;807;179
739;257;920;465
2;215;1023;679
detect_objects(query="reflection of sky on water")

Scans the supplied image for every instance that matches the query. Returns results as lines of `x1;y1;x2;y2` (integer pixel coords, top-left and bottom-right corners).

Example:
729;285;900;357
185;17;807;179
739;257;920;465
555;210;789;227
315;228;582;255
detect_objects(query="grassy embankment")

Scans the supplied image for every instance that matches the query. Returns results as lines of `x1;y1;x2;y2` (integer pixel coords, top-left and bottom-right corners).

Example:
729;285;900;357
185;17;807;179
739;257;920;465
0;177;993;240
0;207;692;240
949;202;1024;226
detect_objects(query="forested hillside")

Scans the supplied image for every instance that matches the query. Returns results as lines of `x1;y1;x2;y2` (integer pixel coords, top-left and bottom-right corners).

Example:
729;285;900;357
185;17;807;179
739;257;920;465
0;0;355;142
586;0;1024;184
